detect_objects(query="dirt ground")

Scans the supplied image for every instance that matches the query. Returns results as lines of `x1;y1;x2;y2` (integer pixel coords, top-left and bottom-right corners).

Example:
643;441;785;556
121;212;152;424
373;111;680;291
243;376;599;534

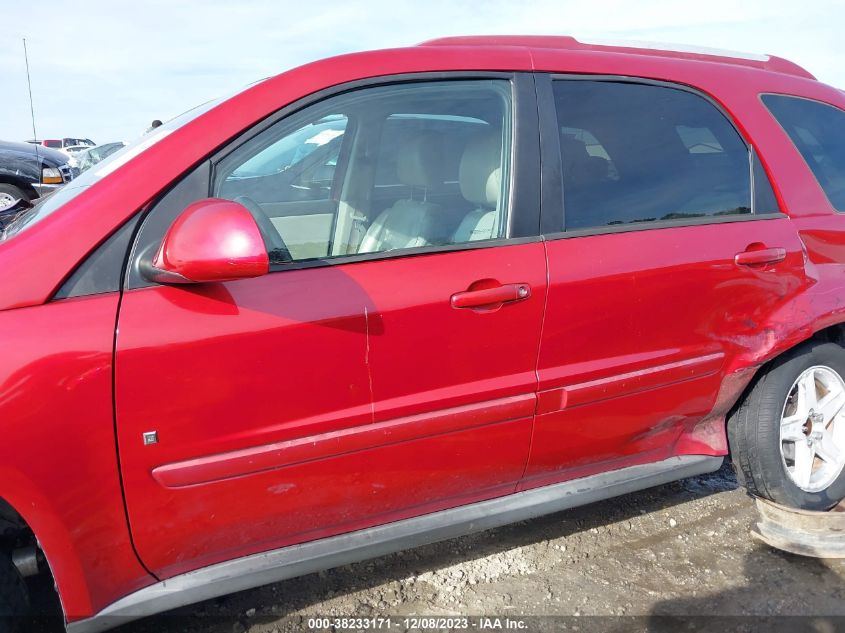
34;462;845;632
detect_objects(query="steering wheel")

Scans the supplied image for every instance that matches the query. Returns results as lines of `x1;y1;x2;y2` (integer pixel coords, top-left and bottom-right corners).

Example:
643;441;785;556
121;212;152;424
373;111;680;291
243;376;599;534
233;196;293;263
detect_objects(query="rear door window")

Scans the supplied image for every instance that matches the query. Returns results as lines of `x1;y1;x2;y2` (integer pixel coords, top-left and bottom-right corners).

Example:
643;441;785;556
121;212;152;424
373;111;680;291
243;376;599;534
552;80;761;230
762;94;845;211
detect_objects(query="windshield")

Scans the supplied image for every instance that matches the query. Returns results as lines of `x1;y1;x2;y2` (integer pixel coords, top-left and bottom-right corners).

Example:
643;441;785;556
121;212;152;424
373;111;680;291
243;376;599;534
0;98;224;243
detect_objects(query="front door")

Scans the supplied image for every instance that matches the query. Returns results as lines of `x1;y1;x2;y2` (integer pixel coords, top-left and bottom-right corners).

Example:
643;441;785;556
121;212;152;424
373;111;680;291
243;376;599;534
115;76;546;578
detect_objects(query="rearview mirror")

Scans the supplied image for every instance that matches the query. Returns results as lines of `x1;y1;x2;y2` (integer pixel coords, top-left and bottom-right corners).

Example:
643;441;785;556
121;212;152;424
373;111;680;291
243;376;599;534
141;198;270;284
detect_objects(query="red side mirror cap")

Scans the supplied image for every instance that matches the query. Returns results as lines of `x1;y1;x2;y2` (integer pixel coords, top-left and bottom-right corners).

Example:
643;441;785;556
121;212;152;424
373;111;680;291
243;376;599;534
143;198;270;284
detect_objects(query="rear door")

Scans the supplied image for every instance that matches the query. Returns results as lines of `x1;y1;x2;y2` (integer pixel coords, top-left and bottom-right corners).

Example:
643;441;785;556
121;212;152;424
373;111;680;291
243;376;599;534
115;75;546;578
523;76;809;486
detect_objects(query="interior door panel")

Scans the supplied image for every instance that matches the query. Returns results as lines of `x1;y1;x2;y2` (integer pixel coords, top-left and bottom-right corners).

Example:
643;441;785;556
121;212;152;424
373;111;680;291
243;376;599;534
268;212;334;260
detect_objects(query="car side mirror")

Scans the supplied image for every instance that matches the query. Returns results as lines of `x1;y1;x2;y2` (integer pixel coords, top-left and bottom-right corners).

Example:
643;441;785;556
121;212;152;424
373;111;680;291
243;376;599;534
141;198;270;284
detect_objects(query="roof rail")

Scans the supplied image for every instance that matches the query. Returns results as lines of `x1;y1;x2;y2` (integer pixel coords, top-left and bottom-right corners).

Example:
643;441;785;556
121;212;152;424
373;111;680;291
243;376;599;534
419;35;815;80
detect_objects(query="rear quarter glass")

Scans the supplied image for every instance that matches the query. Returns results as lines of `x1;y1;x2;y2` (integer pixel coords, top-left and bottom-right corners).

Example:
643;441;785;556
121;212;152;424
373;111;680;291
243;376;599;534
761;94;845;212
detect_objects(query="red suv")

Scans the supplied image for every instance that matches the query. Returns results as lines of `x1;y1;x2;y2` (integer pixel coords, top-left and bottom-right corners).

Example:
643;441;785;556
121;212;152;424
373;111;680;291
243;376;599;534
2;36;844;632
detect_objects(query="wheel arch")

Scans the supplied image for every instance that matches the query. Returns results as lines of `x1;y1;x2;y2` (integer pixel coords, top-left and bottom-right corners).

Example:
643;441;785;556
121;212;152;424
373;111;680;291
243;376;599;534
0;467;97;621
805;321;845;348
0;175;38;200
744;319;845;378
712;295;845;459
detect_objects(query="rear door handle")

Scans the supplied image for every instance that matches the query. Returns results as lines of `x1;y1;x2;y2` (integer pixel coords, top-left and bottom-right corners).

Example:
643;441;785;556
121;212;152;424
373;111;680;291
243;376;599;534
451;283;531;309
734;247;786;267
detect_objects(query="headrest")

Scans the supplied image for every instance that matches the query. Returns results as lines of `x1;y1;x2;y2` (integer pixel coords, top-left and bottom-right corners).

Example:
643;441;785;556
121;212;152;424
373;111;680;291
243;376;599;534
559;134;591;171
560;134;611;186
459;131;503;208
396;133;449;187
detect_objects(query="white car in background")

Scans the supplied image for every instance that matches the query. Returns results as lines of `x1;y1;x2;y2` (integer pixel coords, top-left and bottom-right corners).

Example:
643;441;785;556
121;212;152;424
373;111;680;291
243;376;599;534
74;141;128;172
63;144;100;169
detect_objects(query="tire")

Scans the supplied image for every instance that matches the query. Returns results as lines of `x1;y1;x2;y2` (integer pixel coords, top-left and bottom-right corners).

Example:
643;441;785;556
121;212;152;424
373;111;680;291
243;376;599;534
0;551;29;633
0;185;28;212
729;341;845;510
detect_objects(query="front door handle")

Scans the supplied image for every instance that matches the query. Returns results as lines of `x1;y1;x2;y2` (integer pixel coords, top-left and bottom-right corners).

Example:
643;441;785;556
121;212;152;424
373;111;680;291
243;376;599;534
451;283;531;310
735;247;786;267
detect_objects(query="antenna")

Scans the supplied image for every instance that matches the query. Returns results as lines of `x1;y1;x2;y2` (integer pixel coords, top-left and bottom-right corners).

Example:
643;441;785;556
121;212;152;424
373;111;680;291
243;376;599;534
22;38;39;156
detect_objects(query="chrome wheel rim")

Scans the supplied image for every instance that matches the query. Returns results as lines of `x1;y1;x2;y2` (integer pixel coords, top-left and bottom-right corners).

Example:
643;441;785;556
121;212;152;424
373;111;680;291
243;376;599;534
780;365;845;493
0;192;16;211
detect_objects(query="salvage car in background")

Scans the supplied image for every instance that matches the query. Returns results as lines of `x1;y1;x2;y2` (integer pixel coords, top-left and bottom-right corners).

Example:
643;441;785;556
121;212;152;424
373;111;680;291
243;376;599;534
74;142;127;173
0;36;845;633
62;145;99;170
27;138;95;150
0;141;74;210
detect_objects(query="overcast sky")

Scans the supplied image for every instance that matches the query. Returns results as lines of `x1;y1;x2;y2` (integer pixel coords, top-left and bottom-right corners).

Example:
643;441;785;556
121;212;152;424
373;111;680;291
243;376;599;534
1;0;843;144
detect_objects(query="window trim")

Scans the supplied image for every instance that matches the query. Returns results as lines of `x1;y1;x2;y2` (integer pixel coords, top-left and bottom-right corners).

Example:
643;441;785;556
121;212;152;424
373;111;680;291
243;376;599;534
540;212;786;242
759;92;845;214
537;73;785;240
251;235;543;273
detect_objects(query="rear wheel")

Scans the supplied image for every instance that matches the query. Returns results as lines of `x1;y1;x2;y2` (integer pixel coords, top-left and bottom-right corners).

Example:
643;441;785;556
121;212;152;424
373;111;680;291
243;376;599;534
729;341;845;510
0;551;29;633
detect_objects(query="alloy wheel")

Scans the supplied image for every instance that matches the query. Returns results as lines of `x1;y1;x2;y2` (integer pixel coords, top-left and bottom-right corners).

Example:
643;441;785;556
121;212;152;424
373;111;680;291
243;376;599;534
780;365;845;492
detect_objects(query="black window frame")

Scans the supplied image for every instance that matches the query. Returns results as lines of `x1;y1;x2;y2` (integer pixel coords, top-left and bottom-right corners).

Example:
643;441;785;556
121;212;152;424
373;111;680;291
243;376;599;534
125;72;541;289
51;212;142;300
536;73;785;238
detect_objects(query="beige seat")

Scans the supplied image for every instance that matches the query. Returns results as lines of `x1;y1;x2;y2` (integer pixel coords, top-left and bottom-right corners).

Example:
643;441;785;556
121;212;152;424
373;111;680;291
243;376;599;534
452;131;504;243
358;133;452;253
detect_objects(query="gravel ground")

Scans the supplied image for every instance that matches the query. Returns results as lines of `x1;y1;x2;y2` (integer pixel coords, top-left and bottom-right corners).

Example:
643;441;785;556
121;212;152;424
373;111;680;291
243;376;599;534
32;462;845;632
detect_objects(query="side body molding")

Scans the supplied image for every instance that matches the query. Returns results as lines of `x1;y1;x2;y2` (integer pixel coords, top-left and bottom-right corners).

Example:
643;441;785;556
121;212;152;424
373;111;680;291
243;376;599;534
152;395;535;488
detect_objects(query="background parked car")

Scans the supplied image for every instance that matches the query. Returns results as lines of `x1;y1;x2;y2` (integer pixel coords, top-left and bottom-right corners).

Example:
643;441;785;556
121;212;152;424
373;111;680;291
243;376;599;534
63;144;95;156
26;138;96;150
75;141;127;173
0;140;74;210
63;144;101;170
